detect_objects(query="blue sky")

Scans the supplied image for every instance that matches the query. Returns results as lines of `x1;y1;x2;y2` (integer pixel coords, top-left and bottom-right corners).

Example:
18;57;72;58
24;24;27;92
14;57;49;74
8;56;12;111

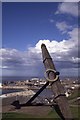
2;2;78;50
1;2;79;77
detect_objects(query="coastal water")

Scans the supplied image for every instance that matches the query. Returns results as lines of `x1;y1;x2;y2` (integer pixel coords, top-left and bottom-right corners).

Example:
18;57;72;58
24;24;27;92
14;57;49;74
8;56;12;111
2;89;23;95
1;76;40;82
0;88;53;98
0;89;24;95
33;89;53;98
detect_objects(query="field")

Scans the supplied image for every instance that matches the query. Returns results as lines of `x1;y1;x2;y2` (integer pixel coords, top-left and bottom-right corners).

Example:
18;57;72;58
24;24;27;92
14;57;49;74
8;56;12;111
2;106;80;119
1;88;80;120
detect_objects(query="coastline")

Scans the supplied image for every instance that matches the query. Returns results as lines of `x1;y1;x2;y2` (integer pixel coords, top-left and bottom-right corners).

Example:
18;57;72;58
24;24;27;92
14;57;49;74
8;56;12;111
1;88;36;112
0;85;35;98
2;89;35;98
2;85;28;90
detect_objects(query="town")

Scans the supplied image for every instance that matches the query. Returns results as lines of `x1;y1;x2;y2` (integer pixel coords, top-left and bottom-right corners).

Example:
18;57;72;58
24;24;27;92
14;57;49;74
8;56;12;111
1;77;80;98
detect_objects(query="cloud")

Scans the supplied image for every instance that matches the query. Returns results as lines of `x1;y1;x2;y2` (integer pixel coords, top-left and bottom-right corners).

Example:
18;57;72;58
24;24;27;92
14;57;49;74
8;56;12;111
0;48;40;68
0;65;8;69
0;48;43;76
63;0;79;2
0;27;79;76
1;0;80;2
56;21;72;34
28;27;79;62
55;2;78;17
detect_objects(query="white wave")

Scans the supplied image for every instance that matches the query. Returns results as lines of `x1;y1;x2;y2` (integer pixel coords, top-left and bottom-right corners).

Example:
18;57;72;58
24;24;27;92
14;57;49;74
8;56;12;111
0;94;7;98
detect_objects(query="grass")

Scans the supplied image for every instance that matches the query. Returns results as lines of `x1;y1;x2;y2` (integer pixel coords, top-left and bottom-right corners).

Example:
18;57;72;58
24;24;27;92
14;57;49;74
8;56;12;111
2;111;59;119
68;88;80;100
71;106;80;119
46;109;61;119
2;106;80;120
2;112;36;118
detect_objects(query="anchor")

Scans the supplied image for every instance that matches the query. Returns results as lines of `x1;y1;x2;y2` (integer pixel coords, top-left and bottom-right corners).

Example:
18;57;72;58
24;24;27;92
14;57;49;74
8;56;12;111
11;44;73;120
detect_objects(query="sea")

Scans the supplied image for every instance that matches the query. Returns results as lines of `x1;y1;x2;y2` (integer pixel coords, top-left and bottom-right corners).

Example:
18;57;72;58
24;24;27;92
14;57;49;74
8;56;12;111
0;89;23;95
1;76;37;82
0;76;79;82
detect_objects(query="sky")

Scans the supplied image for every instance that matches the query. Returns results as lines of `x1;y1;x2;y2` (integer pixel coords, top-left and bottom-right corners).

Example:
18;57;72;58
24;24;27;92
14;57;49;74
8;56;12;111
0;2;80;77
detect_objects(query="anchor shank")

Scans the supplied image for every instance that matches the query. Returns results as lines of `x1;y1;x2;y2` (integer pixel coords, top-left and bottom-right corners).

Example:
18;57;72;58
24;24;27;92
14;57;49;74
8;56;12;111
41;44;73;119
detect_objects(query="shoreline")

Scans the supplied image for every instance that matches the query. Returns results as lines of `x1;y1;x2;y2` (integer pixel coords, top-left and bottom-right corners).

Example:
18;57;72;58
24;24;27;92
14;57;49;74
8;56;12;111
0;85;35;98
1;90;35;98
2;85;28;90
